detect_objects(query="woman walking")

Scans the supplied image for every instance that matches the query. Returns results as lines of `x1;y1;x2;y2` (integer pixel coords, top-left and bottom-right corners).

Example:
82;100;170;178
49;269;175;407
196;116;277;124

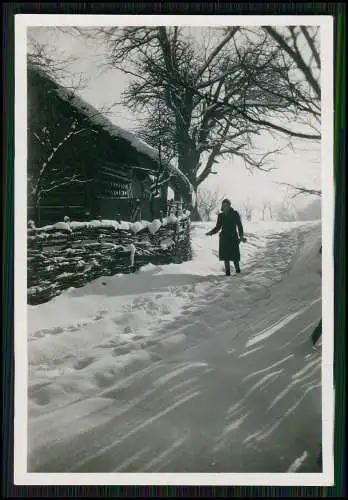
206;198;246;276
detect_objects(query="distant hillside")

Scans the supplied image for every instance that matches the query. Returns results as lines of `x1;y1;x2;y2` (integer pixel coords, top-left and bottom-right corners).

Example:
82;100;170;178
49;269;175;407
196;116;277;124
296;198;321;221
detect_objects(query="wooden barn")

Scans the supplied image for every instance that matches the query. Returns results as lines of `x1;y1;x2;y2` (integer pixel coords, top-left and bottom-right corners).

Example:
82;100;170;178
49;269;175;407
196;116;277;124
27;64;190;225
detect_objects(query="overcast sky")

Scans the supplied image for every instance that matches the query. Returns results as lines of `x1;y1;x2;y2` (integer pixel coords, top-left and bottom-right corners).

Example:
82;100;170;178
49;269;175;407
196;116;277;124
28;27;321;211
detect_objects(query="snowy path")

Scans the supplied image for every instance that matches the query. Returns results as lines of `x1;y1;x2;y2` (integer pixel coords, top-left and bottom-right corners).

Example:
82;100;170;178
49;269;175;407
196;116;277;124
27;221;322;473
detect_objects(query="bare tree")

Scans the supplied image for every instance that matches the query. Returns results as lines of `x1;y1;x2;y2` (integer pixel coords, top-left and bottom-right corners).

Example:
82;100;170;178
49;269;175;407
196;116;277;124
242;198;254;222
27;31;88;90
276;189;298;221
136;101;177;203
276;182;321;198
83;26;295;219
261;201;267;221
197;187;225;221
217;26;322;200
216;26;321;141
29;119;96;223
136;101;177;168
260;200;274;221
27;41;96;224
267;201;273;220
262;26;320;138
264;26;320;101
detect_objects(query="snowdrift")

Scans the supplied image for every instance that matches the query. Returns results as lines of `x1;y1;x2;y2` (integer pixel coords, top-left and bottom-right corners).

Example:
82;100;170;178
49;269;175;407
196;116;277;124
28;220;320;416
27;220;322;473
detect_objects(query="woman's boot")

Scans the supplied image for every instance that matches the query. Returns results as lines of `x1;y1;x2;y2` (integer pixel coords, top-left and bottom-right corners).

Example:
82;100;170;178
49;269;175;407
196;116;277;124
224;261;231;276
234;261;241;273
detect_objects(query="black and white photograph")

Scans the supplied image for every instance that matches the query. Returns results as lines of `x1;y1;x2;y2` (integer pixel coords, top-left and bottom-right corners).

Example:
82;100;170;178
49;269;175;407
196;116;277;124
14;15;334;485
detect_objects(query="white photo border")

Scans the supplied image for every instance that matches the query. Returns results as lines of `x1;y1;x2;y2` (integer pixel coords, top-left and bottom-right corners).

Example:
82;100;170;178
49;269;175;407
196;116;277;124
14;14;334;487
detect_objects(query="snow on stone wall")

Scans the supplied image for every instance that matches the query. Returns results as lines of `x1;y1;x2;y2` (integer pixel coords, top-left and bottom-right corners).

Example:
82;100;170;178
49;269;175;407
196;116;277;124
27;214;192;305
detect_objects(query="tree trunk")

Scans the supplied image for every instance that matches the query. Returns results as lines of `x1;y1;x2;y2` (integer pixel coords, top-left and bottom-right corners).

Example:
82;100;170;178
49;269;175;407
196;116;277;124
190;204;201;221
187;185;201;221
176;151;202;221
160;183;168;201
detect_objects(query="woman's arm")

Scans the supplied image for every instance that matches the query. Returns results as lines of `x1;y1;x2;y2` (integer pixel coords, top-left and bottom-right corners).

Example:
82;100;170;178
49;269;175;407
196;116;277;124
206;214;222;235
235;212;245;240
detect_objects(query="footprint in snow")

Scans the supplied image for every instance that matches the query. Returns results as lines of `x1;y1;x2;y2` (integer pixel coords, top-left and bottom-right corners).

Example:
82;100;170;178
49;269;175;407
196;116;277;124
50;326;65;334
146;300;158;311
32;330;46;339
29;387;52;406
161;305;171;315
182;304;194;311
74;357;95;370
67;325;80;332
132;334;146;341
150;351;163;362
113;345;132;356
97;340;119;348
33;325;68;339
94;310;108;321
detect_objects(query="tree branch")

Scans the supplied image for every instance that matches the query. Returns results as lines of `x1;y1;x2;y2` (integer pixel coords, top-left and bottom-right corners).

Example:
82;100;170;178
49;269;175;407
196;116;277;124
223;103;321;140
300;26;321;70
275;182;322;198
41;176;94;195
196;27;240;80
264;27;321;100
32;122;97;196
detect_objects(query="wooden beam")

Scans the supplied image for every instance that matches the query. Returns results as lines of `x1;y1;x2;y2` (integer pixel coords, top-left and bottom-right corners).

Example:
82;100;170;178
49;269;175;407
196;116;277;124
100;168;132;182
101;162;157;175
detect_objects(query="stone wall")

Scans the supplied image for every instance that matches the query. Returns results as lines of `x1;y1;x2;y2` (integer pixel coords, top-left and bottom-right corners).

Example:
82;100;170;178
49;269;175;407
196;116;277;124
27;214;192;305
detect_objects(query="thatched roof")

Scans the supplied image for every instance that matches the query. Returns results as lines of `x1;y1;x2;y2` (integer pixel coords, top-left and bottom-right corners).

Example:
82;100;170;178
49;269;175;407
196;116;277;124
28;63;192;192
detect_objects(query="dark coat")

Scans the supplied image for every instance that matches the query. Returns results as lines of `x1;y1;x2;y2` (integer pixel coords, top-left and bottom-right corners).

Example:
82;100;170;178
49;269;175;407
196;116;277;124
207;208;244;261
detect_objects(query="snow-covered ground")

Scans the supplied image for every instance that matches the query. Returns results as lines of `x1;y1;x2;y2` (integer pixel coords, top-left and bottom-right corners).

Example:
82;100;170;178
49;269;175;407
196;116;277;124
27;220;322;473
28;221;309;412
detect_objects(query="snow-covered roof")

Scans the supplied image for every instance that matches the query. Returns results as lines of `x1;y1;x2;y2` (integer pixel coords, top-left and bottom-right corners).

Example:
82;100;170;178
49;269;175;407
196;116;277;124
28;63;192;191
55;88;159;161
